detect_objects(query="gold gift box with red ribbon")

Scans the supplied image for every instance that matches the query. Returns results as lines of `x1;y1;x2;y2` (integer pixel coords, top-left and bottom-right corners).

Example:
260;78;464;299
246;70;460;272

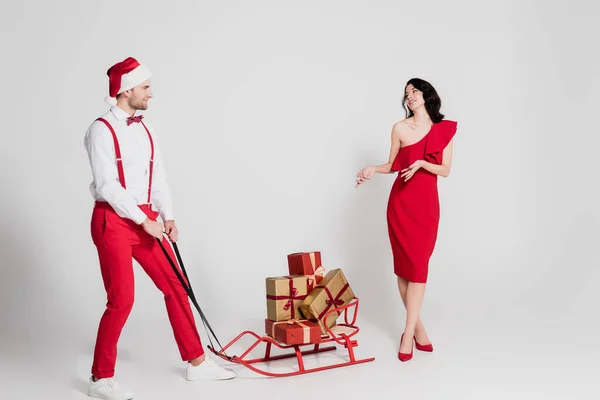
265;318;322;345
265;275;309;321
298;268;355;335
287;251;325;291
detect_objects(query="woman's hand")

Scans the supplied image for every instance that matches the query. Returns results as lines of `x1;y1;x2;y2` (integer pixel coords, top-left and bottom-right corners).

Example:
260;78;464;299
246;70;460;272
400;160;424;182
356;166;375;187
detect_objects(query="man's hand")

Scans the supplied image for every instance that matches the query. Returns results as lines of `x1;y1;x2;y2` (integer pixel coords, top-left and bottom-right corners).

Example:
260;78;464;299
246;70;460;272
164;220;178;242
142;218;164;240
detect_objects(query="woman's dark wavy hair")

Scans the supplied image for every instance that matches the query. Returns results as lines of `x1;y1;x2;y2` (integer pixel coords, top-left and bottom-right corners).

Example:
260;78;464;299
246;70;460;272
403;78;445;123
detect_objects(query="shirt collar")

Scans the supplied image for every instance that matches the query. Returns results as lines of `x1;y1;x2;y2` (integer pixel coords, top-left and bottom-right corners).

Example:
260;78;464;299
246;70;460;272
110;105;135;121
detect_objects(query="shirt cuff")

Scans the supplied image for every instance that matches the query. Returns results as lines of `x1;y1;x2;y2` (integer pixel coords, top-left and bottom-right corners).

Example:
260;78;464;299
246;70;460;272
133;208;148;225
161;211;174;222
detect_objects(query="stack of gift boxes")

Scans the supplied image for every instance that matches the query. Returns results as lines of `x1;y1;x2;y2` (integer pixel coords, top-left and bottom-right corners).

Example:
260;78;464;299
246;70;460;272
265;251;356;345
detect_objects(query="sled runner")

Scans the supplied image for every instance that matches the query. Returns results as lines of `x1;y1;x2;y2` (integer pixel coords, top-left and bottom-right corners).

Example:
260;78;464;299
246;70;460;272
207;297;375;377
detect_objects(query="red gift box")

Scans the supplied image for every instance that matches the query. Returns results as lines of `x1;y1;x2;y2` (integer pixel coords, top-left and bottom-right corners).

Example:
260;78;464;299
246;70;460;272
287;252;325;290
265;319;322;345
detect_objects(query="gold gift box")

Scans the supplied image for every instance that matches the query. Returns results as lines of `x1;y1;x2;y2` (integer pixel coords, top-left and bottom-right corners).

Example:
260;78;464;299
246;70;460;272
265;275;309;321
298;268;355;335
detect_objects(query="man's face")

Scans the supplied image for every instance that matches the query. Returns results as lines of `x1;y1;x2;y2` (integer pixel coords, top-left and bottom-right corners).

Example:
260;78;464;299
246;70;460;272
127;80;153;110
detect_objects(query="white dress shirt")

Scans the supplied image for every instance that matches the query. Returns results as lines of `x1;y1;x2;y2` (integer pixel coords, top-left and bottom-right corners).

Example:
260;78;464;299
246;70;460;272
84;106;173;225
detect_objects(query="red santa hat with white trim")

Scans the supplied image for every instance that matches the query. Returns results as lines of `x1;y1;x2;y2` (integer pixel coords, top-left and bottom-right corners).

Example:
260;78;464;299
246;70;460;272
104;57;152;106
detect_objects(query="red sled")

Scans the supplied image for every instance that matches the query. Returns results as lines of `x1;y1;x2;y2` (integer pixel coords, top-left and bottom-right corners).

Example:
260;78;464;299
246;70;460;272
207;297;375;377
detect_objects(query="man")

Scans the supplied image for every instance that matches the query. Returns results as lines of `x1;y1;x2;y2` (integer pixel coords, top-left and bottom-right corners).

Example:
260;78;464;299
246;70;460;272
84;57;235;400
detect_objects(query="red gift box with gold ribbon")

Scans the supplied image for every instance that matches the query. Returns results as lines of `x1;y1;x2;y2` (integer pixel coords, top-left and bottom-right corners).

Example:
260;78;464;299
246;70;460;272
287;251;325;291
265;275;309;321
265;318;322;345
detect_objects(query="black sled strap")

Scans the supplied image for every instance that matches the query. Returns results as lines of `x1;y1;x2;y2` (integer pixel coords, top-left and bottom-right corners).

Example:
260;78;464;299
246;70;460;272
156;238;231;360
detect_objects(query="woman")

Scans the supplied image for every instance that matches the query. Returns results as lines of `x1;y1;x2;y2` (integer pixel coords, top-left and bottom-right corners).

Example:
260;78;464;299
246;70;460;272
355;78;457;362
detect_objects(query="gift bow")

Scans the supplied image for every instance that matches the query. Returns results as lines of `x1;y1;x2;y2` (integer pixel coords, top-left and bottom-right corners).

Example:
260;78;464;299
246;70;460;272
318;283;350;320
326;298;344;307
306;266;325;286
282;287;298;311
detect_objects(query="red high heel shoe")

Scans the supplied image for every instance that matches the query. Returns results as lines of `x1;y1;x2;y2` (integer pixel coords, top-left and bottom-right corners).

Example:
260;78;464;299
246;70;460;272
414;337;433;352
398;334;413;362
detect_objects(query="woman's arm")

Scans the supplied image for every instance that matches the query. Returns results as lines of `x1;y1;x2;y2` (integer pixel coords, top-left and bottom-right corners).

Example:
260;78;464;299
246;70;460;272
374;125;403;174
356;124;402;187
400;139;454;181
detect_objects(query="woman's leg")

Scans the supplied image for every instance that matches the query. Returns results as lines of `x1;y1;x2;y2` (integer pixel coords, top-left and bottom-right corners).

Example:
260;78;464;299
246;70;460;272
397;277;430;346
399;281;427;353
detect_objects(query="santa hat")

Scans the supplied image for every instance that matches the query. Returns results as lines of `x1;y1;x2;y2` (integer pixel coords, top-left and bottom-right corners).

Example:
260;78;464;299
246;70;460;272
104;57;152;106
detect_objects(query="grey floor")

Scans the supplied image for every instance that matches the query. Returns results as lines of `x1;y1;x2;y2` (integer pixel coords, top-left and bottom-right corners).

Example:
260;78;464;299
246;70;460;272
2;304;596;400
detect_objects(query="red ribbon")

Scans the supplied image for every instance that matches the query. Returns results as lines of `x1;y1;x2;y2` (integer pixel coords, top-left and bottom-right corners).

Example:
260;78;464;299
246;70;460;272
317;283;349;321
283;288;298;311
326;298;344;307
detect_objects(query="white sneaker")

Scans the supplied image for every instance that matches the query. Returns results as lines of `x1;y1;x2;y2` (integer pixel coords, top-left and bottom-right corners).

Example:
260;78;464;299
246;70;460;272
186;356;236;381
87;376;134;400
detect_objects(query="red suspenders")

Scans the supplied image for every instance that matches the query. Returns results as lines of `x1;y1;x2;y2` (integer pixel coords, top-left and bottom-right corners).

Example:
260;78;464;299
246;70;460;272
95;117;155;204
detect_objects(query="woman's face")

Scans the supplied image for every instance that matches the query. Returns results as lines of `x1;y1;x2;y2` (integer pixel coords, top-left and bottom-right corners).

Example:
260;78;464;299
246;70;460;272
405;84;425;112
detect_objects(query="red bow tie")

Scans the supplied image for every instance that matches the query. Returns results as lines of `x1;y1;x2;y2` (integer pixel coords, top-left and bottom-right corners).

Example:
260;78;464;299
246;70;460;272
127;115;144;126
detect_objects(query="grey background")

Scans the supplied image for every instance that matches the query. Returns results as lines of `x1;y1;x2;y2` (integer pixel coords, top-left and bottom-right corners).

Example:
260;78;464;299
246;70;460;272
1;1;598;399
